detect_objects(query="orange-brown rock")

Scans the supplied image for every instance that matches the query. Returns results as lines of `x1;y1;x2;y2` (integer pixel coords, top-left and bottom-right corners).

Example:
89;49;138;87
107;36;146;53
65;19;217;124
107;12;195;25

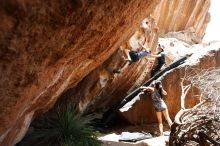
0;1;160;145
0;0;212;145
152;0;211;43
77;16;159;114
119;42;220;124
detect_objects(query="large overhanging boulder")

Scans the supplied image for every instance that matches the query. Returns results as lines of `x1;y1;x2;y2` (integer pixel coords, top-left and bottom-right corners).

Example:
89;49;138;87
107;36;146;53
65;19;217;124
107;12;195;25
0;1;160;145
0;0;211;145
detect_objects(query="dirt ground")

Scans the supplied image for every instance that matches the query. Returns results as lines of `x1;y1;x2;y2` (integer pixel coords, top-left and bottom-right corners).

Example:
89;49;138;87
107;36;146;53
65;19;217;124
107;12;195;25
99;123;170;146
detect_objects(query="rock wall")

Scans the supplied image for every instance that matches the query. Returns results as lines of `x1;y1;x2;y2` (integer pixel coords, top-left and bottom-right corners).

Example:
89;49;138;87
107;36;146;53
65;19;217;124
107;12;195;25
0;1;160;145
76;17;159;113
0;0;211;145
119;42;220;124
76;0;213;113
152;0;210;42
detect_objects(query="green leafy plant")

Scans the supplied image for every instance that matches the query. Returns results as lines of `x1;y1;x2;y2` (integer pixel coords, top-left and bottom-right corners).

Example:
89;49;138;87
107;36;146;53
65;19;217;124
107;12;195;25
23;105;101;146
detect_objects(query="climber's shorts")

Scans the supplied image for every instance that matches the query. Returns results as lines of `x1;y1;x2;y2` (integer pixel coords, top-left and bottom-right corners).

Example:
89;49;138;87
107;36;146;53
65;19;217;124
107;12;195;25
154;101;167;112
129;51;139;62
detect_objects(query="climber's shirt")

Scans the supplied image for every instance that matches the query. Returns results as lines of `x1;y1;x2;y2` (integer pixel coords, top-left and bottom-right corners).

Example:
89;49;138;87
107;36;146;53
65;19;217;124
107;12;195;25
137;50;149;58
157;52;165;65
129;50;149;62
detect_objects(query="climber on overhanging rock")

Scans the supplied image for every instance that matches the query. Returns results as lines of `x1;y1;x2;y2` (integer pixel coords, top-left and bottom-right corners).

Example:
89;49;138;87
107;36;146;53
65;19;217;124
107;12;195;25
150;44;166;77
113;40;151;74
140;81;172;136
123;41;150;62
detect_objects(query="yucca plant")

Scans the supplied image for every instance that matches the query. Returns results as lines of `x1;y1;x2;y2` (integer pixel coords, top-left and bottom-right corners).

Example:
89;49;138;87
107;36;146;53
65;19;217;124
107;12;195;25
22;105;101;146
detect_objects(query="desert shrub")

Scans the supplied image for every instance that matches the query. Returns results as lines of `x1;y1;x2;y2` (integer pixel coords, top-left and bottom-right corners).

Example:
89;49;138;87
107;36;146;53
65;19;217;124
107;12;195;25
20;105;101;146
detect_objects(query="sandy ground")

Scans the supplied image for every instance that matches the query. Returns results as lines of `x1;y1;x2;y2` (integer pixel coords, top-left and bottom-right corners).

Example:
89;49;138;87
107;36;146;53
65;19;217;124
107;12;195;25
99;123;170;146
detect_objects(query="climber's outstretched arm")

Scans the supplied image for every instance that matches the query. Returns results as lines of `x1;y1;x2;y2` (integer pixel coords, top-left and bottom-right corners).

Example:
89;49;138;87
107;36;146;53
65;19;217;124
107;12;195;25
140;86;154;92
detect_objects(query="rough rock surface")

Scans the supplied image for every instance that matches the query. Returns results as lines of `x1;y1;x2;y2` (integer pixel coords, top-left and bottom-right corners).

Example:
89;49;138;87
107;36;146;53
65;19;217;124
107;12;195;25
0;0;211;145
119;41;220;124
152;0;211;42
0;1;160;145
71;0;212;116
76;16;159;114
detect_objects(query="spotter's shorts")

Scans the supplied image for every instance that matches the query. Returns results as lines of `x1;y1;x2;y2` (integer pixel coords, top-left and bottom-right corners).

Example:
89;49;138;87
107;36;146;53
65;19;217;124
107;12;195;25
154;101;167;112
